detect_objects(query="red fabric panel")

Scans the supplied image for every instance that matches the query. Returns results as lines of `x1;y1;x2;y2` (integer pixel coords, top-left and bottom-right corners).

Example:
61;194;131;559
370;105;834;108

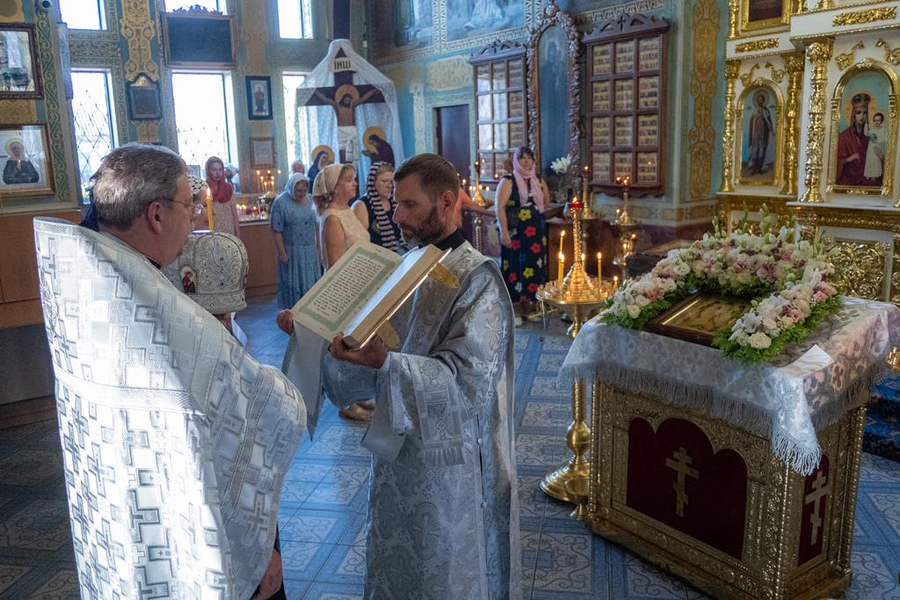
626;417;748;560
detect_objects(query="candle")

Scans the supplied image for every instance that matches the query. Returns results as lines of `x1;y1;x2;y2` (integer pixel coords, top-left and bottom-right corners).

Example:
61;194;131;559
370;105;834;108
205;188;214;230
597;252;602;281
582;165;590;205
613;275;618;291
558;252;565;287
559;229;565;252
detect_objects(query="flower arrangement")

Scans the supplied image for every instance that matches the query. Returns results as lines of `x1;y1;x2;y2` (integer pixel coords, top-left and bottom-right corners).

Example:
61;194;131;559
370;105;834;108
601;206;842;362
550;155;573;200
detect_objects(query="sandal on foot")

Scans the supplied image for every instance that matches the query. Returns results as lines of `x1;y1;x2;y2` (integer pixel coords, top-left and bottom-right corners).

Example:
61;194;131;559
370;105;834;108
339;404;373;422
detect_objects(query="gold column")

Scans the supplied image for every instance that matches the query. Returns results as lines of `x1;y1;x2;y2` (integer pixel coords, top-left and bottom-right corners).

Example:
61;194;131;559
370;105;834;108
799;38;833;204
721;60;740;193
816;0;834;10
793;0;807;13
780;53;805;196
541;378;591;502
727;0;740;39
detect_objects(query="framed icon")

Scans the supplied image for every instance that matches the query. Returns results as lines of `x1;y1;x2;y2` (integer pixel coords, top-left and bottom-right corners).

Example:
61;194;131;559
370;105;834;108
0;24;42;100
0;123;55;198
127;74;161;121
246;75;273;120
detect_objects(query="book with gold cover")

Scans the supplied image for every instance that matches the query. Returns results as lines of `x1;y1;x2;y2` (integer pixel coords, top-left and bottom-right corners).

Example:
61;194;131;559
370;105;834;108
291;240;451;349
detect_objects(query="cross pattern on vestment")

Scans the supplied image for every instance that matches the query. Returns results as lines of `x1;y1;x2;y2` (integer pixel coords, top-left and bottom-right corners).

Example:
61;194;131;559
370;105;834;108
665;446;700;517
805;470;830;545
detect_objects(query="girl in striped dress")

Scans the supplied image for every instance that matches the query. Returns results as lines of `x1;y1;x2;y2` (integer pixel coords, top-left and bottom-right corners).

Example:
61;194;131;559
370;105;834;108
351;162;404;254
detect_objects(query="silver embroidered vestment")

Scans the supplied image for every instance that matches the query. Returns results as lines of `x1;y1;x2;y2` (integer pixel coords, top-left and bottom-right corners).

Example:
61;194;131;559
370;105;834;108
33;218;306;599
321;242;522;599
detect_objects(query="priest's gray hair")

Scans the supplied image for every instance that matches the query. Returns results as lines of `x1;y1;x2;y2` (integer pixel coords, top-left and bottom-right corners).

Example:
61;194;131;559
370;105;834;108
91;143;188;229
394;153;459;203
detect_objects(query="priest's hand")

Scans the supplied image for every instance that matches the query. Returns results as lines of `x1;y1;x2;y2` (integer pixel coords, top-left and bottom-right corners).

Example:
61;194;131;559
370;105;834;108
276;309;294;335
330;332;388;370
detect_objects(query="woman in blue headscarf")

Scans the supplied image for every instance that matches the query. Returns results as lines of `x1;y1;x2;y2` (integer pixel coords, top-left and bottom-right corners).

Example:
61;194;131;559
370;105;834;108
306;150;330;191
270;172;322;309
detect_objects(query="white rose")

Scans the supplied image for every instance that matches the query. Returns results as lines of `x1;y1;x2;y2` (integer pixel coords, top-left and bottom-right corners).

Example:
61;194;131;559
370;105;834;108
627;305;641;318
674;263;690;276
635;295;651;307
748;332;772;349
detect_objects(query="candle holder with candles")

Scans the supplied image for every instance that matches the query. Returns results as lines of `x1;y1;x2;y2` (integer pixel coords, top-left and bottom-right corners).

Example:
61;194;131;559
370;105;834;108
534;166;612;504
612;175;639;269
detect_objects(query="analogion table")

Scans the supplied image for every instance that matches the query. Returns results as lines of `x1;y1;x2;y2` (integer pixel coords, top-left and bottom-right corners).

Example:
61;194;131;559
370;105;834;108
560;297;900;600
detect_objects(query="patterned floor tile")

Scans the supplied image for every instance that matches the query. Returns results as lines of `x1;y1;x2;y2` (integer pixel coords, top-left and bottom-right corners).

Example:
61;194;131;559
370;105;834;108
337;513;367;547
520;401;569;429
531;531;594;594
520;530;540;598
518;475;548;521
0;500;71;551
516;434;566;467
279;481;319;510
283;578;310;599
316;544;366;585
865;491;900;543
0;450;61;487
529;376;568;398
23;569;79;600
280;541;336;581
302;480;368;512
302;581;364;599
285;462;333;484
305;426;370;458
860;452;900;483
841;545;900;599
280;509;352;545
537;352;567;372
610;558;690;600
0;564;29;595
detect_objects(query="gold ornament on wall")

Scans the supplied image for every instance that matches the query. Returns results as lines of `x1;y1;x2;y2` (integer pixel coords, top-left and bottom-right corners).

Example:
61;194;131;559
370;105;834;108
833;7;897;28
876;39;900;66
799;38;833;203
739;63;760;87
720;60;740;193
735;39;779;53
688;0;720;200
831;239;890;300
835;42;865;71
781;52;804;196
764;60;785;83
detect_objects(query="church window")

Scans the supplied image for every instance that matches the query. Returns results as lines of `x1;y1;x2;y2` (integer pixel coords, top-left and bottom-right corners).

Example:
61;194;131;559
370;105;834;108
60;0;106;30
282;71;314;171
171;71;239;171
71;70;117;202
277;0;313;39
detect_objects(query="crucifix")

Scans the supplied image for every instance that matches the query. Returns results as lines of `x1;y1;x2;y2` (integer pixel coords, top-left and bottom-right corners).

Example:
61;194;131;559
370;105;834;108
304;48;386;163
804;470;830;545
665;446;700;517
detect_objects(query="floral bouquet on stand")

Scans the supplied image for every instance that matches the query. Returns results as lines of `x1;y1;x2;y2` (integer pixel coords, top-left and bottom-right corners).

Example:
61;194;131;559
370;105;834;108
601;205;842;362
550;154;573;203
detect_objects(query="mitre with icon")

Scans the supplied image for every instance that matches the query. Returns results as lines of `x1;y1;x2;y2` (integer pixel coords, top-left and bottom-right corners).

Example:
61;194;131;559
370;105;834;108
162;231;249;315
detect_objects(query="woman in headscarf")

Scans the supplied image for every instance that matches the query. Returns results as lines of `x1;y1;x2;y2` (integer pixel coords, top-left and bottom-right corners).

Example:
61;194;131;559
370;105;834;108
494;146;549;325
351;162;403;253
312;163;374;422
270;173;321;310
202;156;241;236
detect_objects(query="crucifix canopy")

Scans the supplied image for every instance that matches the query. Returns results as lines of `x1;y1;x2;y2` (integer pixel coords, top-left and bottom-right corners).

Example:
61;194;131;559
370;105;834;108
295;39;404;173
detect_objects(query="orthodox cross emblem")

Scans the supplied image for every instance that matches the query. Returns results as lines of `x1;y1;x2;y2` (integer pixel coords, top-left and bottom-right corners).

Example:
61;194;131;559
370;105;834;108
665;446;700;517
804;470;830;545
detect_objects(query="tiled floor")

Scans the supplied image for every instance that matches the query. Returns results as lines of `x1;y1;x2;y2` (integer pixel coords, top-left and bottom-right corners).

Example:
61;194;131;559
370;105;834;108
1;295;900;599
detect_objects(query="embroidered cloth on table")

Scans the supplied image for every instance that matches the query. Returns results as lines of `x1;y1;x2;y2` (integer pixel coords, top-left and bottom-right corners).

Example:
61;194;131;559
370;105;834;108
559;296;900;474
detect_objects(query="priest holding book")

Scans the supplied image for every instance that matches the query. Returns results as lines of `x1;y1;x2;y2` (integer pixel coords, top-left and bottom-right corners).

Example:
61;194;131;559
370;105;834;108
277;153;520;598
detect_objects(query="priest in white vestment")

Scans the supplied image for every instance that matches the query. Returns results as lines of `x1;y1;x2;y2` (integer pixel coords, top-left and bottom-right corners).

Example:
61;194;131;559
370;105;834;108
279;153;521;599
34;144;306;600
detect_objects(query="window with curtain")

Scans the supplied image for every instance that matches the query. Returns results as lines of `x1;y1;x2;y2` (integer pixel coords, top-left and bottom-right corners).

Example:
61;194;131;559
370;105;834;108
171;71;238;173
277;0;313;39
71;69;117;202
60;0;106;30
282;72;314;172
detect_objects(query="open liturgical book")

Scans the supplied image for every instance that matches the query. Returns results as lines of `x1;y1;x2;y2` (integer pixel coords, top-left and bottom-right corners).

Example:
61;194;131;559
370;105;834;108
291;240;457;349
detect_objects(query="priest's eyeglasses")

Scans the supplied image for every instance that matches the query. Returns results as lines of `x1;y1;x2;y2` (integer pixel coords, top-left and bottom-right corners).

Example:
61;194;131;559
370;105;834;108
161;198;204;218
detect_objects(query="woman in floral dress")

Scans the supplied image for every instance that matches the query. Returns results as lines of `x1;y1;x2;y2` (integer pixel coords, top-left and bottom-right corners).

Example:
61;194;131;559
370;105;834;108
494;146;549;324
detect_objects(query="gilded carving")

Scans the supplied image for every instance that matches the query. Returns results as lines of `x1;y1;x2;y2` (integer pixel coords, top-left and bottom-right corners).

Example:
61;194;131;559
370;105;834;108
735;38;779;53
764;60;785;83
891;235;900;304
120;0;159;81
426;56;470;91
876;39;900;66
0;100;37;122
688;0;720;200
739;62;760;87
793;204;900;235
831;238;890;300
799;38;833;203
727;0;739;39
833;7;897;28
69;36;120;62
721;60;740;193
835;41;864;71
781;53;804;196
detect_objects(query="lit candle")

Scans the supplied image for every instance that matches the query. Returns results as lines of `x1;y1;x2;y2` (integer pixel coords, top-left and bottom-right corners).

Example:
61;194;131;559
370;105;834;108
597;252;602;281
205;188;214;230
581;252;585;264
558;252;565;287
559;229;565;252
582;165;590;206
613;275;619;291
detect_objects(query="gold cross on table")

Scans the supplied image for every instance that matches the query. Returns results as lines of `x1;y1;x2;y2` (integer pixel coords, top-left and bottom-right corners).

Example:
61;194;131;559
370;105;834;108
804;470;830;545
665;446;700;517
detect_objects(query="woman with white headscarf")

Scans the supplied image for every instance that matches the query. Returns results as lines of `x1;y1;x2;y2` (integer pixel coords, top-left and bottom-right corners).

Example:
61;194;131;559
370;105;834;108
270;172;322;310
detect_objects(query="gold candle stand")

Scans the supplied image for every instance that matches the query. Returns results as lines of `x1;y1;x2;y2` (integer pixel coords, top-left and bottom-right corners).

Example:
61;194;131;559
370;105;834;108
535;201;610;503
